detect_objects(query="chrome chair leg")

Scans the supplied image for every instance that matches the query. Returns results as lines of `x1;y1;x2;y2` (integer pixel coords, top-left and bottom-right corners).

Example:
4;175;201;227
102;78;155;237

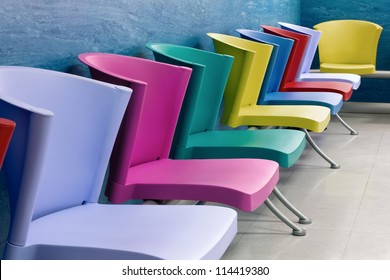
264;198;306;236
273;187;312;224
334;113;359;135
303;129;340;169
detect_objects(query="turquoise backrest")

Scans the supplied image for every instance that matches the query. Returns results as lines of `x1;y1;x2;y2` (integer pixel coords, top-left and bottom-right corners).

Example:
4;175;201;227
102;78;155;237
146;43;234;154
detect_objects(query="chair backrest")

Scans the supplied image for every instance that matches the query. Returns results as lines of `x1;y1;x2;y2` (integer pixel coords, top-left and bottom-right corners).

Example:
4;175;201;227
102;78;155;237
314;20;383;72
0;118;15;169
146;43;234;153
207;33;273;127
78;53;192;185
0;66;131;246
261;25;310;86
237;29;294;97
278;22;322;74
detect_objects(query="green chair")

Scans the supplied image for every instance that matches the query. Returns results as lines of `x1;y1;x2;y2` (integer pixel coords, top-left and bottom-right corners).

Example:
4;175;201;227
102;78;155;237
147;43;307;166
147;43;313;225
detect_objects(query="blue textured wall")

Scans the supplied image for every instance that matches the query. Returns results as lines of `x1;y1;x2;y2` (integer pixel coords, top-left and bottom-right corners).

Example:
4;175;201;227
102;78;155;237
301;0;390;103
0;0;299;76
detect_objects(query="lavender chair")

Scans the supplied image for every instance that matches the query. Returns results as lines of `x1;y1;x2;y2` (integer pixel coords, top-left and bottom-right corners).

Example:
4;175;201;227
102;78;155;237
278;22;361;89
79;53;306;236
0;66;237;259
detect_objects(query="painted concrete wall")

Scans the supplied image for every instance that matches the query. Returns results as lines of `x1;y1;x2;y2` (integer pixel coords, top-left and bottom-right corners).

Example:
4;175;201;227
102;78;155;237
0;0;299;76
301;0;390;103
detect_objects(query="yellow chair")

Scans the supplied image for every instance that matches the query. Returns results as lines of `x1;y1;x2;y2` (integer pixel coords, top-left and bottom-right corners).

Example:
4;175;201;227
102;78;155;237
207;33;339;169
314;20;383;75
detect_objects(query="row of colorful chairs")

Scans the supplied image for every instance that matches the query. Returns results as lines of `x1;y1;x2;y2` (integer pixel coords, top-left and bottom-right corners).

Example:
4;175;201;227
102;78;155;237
0;20;381;259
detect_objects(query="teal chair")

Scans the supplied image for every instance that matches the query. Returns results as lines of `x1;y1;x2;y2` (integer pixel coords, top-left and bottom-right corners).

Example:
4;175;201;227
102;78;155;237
147;43;311;225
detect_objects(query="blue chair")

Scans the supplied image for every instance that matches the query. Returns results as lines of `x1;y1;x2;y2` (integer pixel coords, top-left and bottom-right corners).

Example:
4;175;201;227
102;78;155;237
278;22;361;90
0;66;237;259
237;29;358;136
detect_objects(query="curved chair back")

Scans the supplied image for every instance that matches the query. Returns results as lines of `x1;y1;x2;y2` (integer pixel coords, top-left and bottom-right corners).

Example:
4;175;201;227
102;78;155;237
146;43;233;154
78;53;192;191
262;25;353;101
207;33;273;127
314;20;383;74
0;118;15;169
237;29;294;99
0;66;131;246
261;25;310;86
278;22;322;74
236;29;344;116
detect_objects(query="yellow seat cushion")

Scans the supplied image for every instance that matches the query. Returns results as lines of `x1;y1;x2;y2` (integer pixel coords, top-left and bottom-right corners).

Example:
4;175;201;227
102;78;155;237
235;105;330;133
320;63;375;75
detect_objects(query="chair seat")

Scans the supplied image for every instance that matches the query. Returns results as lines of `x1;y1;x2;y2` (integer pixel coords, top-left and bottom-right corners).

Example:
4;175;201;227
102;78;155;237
107;158;279;212
234;105;330;132
174;129;306;168
300;72;361;90
320;63;376;75
6;204;237;260
264;91;343;115
282;81;353;101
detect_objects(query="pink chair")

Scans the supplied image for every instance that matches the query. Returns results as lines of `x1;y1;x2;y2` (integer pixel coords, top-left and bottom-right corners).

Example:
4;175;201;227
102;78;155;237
79;53;307;236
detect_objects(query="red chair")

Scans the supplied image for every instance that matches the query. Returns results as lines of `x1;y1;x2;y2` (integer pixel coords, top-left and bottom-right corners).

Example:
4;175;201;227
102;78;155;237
261;25;353;101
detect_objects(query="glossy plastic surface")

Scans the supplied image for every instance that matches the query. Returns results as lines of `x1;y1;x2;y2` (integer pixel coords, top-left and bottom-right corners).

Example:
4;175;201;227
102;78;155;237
314;20;383;75
147;43;306;168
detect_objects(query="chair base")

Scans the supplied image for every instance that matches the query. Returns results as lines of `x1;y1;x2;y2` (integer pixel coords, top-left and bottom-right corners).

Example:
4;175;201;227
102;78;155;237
264;199;306;236
273;187;312;225
334;113;359;135
303;129;341;169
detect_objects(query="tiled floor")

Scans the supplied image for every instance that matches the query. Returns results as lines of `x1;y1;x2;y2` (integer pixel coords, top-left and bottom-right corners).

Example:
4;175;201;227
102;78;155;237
1;108;390;259
219;110;390;260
